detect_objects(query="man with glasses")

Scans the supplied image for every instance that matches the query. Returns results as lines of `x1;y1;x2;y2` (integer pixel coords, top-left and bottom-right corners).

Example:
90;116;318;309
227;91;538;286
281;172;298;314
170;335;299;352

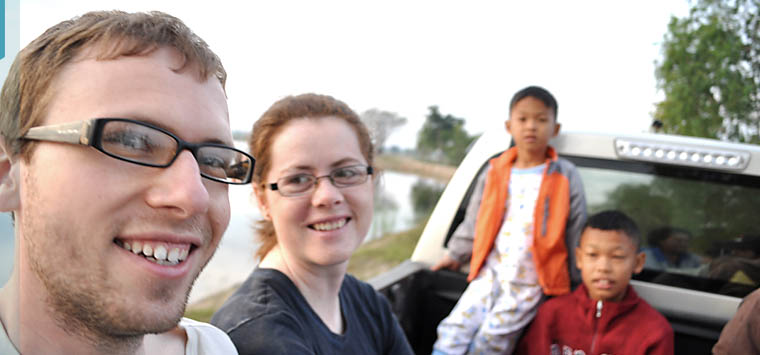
0;10;252;354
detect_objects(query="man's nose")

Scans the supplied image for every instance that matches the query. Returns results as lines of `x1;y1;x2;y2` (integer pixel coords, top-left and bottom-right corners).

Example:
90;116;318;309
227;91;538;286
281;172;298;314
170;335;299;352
145;150;211;217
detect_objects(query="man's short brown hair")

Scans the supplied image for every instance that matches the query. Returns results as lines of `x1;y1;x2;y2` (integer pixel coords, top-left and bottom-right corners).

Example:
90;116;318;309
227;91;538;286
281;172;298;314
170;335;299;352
0;10;227;158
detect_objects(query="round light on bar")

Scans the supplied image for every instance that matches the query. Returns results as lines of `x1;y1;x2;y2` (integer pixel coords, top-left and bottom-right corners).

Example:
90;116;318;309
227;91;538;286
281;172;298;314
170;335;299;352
614;138;750;171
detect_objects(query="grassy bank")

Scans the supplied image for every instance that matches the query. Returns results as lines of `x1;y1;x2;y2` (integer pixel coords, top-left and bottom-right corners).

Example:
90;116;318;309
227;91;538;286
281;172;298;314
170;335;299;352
346;218;426;280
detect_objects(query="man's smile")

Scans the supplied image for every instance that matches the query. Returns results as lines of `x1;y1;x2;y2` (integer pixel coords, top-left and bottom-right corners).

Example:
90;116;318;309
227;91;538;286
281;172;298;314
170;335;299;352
114;239;195;266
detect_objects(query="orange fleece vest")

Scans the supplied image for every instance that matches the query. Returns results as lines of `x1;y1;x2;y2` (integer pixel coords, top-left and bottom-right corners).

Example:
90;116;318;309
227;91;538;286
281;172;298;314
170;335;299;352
468;146;571;295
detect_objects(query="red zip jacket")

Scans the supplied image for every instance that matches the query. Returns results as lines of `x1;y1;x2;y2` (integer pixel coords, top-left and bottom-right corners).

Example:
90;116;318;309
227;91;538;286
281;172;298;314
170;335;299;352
516;284;673;355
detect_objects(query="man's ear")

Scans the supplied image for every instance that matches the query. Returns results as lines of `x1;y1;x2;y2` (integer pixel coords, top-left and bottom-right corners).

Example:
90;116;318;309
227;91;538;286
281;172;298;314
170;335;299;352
0;138;20;212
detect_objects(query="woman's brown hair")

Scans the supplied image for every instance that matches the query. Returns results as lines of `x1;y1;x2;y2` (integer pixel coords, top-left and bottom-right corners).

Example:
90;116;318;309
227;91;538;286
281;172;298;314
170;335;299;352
249;93;373;260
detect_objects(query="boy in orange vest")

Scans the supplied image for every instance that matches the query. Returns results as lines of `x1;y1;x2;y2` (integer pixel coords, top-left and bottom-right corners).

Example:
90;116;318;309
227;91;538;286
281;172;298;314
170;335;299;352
431;86;587;354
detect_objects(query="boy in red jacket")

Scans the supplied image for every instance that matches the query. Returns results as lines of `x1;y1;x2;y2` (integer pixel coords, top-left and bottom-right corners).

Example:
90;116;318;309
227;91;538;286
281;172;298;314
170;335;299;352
517;210;674;355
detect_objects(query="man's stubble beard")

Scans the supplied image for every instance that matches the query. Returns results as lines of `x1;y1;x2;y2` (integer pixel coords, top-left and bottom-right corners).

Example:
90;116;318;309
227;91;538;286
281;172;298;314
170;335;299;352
20;184;212;350
23;216;200;342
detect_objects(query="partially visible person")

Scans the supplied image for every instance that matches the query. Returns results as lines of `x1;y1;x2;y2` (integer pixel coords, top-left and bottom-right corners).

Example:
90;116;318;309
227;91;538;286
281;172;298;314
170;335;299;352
210;93;413;354
0;10;251;354
725;234;760;260
431;86;587;354
713;287;760;355
704;234;760;297
643;226;702;271
517;210;673;355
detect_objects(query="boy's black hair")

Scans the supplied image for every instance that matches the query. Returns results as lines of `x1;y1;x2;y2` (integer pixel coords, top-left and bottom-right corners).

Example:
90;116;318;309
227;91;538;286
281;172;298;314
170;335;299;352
583;210;641;249
508;86;558;121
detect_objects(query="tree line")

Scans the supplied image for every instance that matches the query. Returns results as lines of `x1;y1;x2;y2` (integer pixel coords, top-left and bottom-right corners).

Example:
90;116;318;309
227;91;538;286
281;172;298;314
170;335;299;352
366;0;759;165
239;0;757;166
359;106;477;166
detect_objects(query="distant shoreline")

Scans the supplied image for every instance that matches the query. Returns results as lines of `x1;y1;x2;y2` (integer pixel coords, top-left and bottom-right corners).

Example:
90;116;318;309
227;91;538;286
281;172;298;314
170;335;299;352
375;154;455;183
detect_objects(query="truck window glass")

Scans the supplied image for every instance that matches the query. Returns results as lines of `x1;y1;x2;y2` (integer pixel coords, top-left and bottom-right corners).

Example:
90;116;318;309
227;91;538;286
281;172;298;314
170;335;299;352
570;156;760;298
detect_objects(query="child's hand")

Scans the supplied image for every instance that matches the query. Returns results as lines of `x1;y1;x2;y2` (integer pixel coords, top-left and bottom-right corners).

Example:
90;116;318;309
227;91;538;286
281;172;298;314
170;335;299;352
431;254;462;271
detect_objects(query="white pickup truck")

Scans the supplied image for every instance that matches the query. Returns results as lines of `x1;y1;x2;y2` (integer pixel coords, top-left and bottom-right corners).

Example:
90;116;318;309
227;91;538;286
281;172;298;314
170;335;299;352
370;127;760;354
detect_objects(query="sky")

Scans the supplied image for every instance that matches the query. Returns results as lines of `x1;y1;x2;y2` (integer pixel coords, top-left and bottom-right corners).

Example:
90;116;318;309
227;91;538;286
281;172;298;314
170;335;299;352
10;1;691;149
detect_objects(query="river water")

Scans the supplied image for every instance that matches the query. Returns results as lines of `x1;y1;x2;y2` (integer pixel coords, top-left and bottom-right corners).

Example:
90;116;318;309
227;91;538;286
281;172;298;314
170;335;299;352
0;168;444;305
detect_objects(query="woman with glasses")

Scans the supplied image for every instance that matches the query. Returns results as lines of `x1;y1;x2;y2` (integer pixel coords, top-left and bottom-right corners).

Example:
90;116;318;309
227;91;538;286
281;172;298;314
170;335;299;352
210;93;413;354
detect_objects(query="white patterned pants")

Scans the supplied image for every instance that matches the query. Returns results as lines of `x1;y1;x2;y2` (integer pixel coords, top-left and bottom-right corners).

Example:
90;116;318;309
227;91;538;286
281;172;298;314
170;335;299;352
433;266;543;355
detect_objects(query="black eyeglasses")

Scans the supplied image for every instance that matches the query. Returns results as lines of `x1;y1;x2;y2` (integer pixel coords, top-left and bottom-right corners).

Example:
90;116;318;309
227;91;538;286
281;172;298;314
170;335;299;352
22;118;254;184
267;164;373;197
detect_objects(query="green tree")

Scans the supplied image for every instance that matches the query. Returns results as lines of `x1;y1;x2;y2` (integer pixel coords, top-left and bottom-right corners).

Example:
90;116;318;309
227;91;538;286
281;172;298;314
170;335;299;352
410;180;444;221
655;0;760;143
416;106;475;165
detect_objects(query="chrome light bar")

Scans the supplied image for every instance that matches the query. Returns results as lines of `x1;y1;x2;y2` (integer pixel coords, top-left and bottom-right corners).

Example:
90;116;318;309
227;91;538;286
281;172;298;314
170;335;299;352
614;138;750;171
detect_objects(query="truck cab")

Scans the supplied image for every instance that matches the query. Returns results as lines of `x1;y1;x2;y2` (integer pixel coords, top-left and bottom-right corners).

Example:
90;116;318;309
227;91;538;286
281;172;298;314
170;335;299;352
371;127;760;354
